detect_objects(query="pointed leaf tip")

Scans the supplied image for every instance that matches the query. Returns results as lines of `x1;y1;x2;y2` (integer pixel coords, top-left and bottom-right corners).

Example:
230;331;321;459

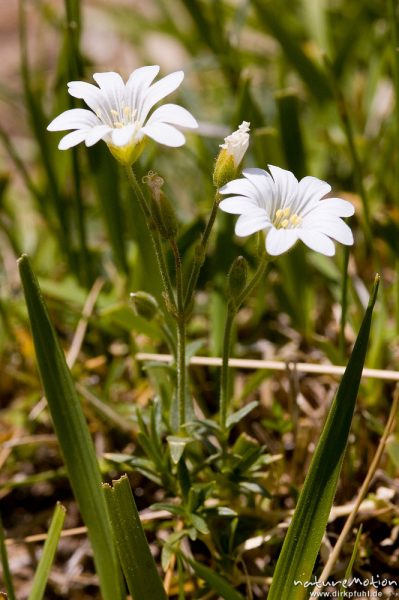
368;274;380;309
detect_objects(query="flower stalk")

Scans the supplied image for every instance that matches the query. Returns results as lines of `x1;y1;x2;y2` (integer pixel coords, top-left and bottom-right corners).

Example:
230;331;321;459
171;238;187;429
125;167;176;314
184;192;220;311
220;255;269;432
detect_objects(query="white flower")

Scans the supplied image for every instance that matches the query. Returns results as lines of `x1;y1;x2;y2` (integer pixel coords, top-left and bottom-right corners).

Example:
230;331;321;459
219;121;250;168
47;65;198;165
219;165;354;256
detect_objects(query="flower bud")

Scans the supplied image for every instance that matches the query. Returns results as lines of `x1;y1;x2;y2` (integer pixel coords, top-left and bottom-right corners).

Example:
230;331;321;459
227;255;248;301
213;121;250;188
143;171;178;239
130;291;160;321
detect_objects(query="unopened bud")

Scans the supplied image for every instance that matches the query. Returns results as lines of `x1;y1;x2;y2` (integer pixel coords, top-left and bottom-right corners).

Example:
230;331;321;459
143;171;178;239
130;291;160;321
213;121;250;188
227;255;248;300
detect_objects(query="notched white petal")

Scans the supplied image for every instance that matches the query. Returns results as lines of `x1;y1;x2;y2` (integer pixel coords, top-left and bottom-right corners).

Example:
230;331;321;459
235;210;269;236
92;71;125;91
140;71;185;120
265;228;298;255
142;122;186;147
111;125;136;147
219;196;258;214
58;129;89;150
47;108;99;131
146;104;198;128
298;230;336;256
317;198;355;217
85;125;112;147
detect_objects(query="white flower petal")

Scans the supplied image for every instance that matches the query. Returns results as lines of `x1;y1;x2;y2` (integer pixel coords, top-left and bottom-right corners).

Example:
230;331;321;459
67;81;103;112
85;125;112;147
295;176;331;214
145;104;198;129
219;196;258;214
47;108;100;131
302;217;354;245
140;71;184;121
126;65;160;110
126;65;160;89
268;165;298;206
58;129;89;150
219;178;258;198
265;228;298;255
315;198;355;217
235;209;270;236
142;122;186;147
243;168;276;213
92;71;125;92
111;125;136;147
298;230;336;256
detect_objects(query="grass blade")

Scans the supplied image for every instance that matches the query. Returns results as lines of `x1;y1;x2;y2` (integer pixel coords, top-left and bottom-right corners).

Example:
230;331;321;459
102;474;167;600
0;512;17;600
17;254;125;600
27;503;66;600
268;275;379;600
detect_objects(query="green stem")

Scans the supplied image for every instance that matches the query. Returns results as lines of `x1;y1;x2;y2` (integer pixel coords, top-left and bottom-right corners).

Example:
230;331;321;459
171;239;187;429
125;167;176;312
219;256;269;431
339;245;350;358
219;304;236;431
184;192;220;310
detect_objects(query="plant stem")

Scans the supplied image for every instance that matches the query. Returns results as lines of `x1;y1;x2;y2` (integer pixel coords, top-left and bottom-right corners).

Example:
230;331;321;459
171;239;187;429
219;304;236;431
339;245;350;357
219;256;269;431
125;167;176;313
184;192;220;310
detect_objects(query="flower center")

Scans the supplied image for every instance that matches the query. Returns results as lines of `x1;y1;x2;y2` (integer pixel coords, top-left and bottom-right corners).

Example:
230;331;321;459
96;105;138;128
273;207;302;229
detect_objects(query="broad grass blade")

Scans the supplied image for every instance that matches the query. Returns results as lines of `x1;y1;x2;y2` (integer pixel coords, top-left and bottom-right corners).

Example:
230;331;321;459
102;474;167;600
18;255;125;600
27;503;66;600
268;275;379;600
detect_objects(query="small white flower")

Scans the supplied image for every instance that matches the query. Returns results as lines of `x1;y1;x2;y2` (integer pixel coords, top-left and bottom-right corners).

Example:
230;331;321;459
219;165;354;256
47;65;198;165
219;121;250;168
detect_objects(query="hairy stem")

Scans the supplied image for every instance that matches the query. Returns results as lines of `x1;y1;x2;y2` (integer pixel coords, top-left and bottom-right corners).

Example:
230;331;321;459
184;192;220;310
220;256;269;431
171;239;187;429
125;167;176;313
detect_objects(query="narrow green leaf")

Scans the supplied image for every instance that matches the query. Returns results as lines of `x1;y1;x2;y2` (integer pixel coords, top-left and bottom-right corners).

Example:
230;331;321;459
17;255;124;600
0;512;16;600
268;275;379;600
339;525;363;595
183;555;245;600
28;503;66;600
226;400;259;429
102;475;167;600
